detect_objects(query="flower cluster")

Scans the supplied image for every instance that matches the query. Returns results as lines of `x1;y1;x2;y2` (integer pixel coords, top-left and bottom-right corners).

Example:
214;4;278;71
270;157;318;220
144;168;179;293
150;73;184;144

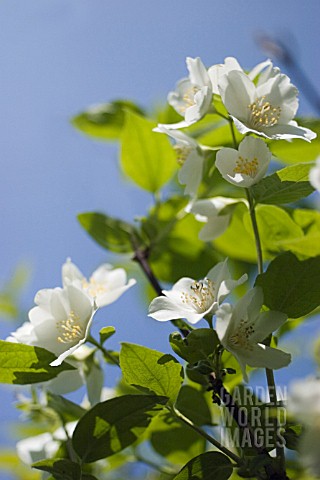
8;260;135;366
156;55;316;203
149;267;290;381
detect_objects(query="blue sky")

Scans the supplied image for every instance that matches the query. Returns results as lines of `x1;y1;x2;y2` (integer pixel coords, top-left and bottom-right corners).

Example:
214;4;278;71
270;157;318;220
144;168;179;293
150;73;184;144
0;0;319;477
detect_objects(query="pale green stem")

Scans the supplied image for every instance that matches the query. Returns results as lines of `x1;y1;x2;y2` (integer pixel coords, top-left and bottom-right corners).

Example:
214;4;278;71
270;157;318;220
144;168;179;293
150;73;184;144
245;190;285;475
228;118;238;149
88;334;120;367
245;188;263;275
170;406;244;467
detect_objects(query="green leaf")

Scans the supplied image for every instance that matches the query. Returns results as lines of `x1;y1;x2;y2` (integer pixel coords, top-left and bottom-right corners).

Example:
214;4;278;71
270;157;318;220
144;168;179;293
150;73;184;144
151;422;205;465
283;424;302;450
214;203;304;263
72;394;167;463
120;111;177;192
169;328;219;364
173;452;233;480
255;252;320;318
33;459;81;480
71;99;144;141
120;343;183;403
214;203;257;262
145;197;219;282
176;385;212;426
0;341;75;384
251;163;314;205
46;392;86;423
101;349;119;365
99;326;116;345
82;352;104;406
78;212;140;253
251;204;304;256
270;118;320;164
279;208;320;258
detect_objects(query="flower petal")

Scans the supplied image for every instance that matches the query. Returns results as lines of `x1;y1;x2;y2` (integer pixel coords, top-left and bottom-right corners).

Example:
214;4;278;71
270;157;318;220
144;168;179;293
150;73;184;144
96;278;136;308
256;73;298;124
50;309;95;366
219;70;255;123
248;59;272;81
241;344;291;370
197;215;230;241
216;137;271;187
148;296;203;324
250;310;287;343
208;57;242;94
62;258;84;287
186;57;210;87
232;287;263;327
309;158;320;191
215;303;233;343
178;149;204;197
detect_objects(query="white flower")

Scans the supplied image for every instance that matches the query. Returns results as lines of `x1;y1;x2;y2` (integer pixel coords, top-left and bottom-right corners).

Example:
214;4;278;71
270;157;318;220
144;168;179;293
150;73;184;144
6;321;38;344
289;377;320;425
45;345;100;395
17;422;77;467
208;57;271;95
219;68;316;141
309;157;320;192
155;126;204;198
28;284;96;366
17;432;60;466
148;259;247;325
215;136;272;187
7;322;86;393
288;377;320;476
216;287;290;382
157;57;212;130
190;197;247;241
62;259;136;308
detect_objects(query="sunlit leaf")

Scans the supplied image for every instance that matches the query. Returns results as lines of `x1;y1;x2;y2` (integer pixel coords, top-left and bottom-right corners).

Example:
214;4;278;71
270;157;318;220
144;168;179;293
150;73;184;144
251;163;314;205
173;452;233;480
71;99;144;141
33;459;81;480
120;343;183;403
121;111;177;192
269;118;320;164
72;394;167;463
0;341;75;385
99;326;116;345
255;252;320;318
78;212;140;253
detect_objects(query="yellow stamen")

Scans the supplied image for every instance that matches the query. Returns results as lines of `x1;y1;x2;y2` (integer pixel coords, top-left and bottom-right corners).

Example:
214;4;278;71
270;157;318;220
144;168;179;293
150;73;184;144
180;278;215;312
233;156;259;178
57;311;84;344
82;278;107;298
248;96;281;128
229;319;255;351
174;145;193;166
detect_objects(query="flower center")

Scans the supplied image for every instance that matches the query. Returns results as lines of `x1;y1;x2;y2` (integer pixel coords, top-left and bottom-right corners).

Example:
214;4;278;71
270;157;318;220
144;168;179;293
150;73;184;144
177;86;200;114
174;145;193;165
229;319;255;351
180;278;215;312
233;156;259;178
248;96;281;128
57;311;84;344
82;278;107;298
